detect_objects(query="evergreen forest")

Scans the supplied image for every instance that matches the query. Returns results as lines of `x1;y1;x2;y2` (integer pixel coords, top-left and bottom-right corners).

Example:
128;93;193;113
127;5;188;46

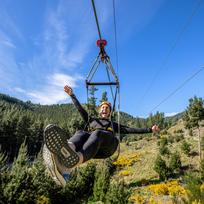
1;93;204;204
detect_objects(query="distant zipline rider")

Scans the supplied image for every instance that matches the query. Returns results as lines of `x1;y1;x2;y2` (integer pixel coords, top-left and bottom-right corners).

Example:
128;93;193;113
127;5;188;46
43;85;160;186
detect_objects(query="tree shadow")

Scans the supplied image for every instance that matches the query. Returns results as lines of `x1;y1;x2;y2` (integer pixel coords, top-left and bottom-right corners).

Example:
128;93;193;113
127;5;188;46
128;177;162;188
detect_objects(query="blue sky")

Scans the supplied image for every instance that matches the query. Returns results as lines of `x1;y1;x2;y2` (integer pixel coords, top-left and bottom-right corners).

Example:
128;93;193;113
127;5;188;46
0;0;204;117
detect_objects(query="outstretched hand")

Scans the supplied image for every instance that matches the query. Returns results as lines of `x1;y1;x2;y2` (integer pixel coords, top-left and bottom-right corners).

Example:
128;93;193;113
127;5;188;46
64;85;73;96
151;125;160;133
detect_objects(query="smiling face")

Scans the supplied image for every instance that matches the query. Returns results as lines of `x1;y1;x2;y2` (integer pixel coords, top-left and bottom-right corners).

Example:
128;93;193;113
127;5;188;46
99;103;111;118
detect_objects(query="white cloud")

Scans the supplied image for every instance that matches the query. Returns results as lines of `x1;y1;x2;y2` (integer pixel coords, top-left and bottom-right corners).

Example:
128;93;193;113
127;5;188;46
13;87;26;93
138;115;148;119
165;112;178;117
138;112;179;118
26;73;82;105
50;73;82;87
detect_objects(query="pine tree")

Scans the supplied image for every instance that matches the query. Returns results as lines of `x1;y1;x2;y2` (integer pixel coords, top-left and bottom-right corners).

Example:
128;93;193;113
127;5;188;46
147;111;165;129
154;154;170;181
93;163;110;202
105;180;129;204
100;91;108;103
30;154;59;203
183;96;204;161
158;137;170;156
169;151;182;174
3;141;36;203
60;162;96;203
0;151;7;204
181;140;191;156
88;85;98;116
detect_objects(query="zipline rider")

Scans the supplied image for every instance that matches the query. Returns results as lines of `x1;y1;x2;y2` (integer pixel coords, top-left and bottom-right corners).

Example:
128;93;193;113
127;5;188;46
43;85;160;186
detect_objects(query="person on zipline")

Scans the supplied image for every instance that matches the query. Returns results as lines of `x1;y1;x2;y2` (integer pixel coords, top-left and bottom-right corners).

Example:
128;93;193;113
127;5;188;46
43;85;159;186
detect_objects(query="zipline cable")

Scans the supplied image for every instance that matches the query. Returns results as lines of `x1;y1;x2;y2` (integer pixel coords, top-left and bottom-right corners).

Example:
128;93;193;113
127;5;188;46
113;0;119;75
149;66;204;113
91;0;102;40
112;0;120;160
137;0;203;108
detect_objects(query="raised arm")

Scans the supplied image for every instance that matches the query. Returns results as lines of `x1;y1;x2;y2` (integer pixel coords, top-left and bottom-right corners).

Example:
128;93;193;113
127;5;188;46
64;85;89;122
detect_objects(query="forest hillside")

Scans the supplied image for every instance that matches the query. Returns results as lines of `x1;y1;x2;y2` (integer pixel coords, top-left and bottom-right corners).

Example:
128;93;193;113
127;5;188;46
0;93;204;204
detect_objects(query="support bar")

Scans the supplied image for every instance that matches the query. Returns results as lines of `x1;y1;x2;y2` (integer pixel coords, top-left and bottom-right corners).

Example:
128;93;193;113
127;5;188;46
86;82;119;86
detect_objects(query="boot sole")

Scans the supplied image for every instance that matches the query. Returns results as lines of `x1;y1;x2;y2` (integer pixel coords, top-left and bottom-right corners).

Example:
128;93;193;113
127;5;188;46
44;124;80;168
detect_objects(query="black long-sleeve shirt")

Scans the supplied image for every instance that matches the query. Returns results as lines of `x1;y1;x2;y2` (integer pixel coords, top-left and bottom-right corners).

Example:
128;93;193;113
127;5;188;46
70;94;152;134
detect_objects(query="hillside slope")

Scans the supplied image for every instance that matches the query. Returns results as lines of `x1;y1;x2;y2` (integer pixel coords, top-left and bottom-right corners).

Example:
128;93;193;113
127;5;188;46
111;119;204;203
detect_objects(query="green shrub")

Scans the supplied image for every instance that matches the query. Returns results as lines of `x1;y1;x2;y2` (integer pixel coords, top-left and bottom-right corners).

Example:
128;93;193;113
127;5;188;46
30;154;60;201
92;163;111;202
3;142;36;203
59;162;96;204
200;159;204;182
181;140;191;156
184;172;204;203
159;144;170;156
158;137;170;156
174;129;184;134
169;151;182;175
160;130;168;135
201;136;204;152
154;155;170;181
105;180;129;204
167;136;174;144
160;137;168;146
174;134;184;142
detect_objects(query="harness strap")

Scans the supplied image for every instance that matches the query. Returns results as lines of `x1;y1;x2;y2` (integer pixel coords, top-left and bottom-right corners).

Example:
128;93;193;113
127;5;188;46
88;126;113;133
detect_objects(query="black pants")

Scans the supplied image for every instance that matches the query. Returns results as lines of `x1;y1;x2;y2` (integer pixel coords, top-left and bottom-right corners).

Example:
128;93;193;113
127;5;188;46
69;130;119;162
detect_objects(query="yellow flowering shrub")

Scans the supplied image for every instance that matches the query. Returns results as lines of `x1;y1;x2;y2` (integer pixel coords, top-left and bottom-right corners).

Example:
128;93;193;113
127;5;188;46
129;180;186;203
160;134;168;138
36;195;50;204
118;170;131;176
129;194;145;204
192;200;201;204
113;153;141;167
148;183;168;195
148;180;186;196
200;183;204;191
129;193;171;204
148;197;164;204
